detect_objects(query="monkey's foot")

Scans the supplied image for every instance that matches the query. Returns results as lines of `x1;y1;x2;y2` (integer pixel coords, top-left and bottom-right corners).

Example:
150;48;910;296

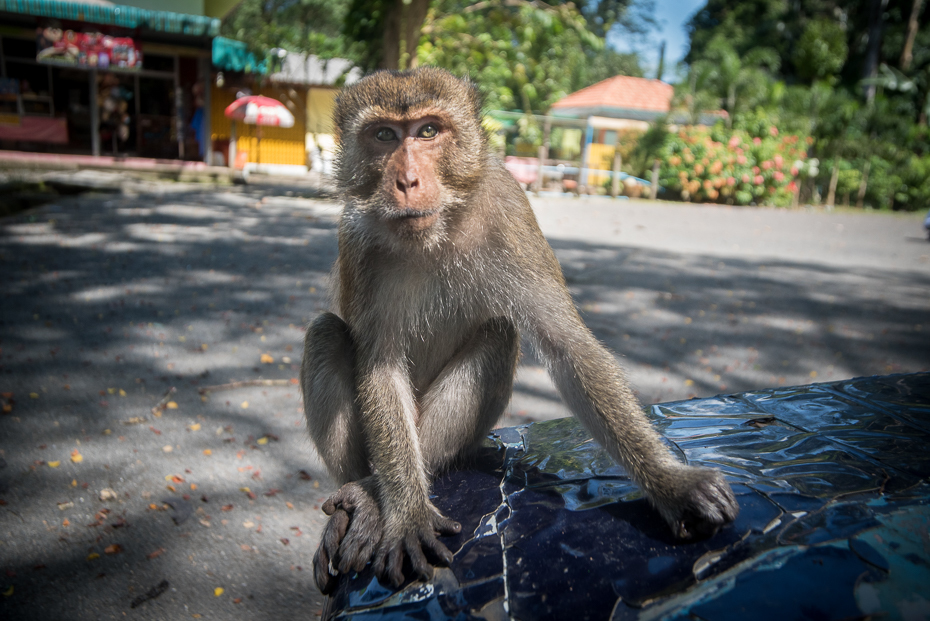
373;508;461;588
652;466;739;540
313;480;383;594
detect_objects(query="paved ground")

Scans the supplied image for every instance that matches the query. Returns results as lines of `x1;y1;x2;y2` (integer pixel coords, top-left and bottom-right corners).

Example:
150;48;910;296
0;172;928;619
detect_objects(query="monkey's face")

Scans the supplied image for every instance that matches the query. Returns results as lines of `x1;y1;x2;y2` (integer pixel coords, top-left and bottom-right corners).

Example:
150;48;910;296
334;69;488;248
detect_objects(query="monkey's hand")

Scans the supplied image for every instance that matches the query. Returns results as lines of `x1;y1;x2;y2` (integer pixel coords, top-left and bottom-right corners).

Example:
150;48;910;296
313;480;383;594
372;506;461;588
650;465;739;540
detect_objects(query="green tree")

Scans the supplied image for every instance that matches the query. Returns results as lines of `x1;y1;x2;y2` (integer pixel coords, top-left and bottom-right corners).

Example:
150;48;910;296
221;0;357;62
418;0;643;113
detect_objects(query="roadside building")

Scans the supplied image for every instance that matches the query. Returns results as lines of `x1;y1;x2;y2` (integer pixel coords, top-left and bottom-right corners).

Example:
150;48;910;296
209;42;359;174
0;0;226;161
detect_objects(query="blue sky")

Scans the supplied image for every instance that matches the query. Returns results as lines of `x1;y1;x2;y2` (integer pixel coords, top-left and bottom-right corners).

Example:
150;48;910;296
609;0;707;83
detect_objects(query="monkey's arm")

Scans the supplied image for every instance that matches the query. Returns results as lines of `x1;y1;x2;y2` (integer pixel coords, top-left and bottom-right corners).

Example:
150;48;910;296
523;274;739;539
356;359;461;586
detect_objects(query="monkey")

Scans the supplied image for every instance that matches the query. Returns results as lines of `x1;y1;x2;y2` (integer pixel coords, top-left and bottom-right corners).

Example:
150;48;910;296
300;67;739;594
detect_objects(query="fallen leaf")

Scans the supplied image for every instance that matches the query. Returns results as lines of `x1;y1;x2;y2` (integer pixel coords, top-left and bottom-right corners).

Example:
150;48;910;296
203;449;212;456
167;401;178;410
149;426;162;435
243;521;255;528
87;553;100;560
122;417;146;425
214;587;224;597
162;445;173;453
30;392;39;399
240;544;251;551
147;548;166;560
260;354;274;364
286;502;294;509
189;423;201;431
104;544;122;554
257;437;268;445
62;519;70;527
190;483;197;491
70;450;83;463
241;401;249;409
99;488;117;501
280;538;289;545
48;461;60;468
221;504;234;511
233;597;242;604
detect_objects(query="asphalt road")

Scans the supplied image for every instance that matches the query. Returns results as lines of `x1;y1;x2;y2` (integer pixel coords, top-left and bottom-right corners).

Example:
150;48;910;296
0;173;927;619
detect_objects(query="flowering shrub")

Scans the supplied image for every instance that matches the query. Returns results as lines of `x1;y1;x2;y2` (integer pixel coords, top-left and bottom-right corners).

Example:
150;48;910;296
658;125;808;207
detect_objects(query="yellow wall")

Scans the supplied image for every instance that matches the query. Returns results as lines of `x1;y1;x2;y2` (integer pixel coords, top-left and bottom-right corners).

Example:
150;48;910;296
586;143;616;186
307;88;337;135
211;85;307;166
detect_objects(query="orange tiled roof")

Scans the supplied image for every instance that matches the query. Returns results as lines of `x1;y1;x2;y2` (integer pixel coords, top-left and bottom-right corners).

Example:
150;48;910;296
551;75;673;113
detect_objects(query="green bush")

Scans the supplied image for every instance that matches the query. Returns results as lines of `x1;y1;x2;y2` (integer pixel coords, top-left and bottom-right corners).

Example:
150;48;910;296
657;124;807;206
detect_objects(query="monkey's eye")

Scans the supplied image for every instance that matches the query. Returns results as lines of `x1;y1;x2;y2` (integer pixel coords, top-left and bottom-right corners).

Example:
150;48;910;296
375;127;397;142
417;124;439;139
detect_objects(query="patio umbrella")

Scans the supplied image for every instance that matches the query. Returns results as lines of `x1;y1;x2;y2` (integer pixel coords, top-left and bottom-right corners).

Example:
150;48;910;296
224;95;295;167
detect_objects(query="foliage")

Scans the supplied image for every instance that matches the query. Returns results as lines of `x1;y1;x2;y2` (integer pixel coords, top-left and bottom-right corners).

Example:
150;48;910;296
220;0;359;63
656;124;807;206
419;0;639;113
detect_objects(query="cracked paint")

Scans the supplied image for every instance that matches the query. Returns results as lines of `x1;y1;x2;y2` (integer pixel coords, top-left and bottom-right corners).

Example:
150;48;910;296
325;373;930;620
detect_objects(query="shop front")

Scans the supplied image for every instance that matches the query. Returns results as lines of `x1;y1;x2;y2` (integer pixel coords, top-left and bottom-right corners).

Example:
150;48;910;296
0;0;219;161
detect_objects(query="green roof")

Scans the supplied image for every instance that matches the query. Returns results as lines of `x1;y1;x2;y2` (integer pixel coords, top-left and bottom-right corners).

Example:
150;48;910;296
212;36;268;74
0;0;221;36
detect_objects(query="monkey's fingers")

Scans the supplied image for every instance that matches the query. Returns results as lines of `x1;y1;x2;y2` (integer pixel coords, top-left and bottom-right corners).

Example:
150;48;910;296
373;543;407;588
404;534;434;583
432;514;461;537
419;531;455;567
312;543;338;594
321;508;350;560
337;513;383;574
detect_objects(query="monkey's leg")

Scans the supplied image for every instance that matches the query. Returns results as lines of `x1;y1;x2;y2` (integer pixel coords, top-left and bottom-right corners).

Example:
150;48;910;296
418;316;520;472
544;332;739;539
371;317;519;586
301;313;381;593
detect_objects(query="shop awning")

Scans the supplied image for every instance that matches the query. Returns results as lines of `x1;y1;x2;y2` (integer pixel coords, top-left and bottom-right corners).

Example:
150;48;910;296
0;0;221;37
212;36;267;74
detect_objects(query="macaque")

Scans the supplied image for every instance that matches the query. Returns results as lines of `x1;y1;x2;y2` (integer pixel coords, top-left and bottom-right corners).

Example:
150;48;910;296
301;67;738;594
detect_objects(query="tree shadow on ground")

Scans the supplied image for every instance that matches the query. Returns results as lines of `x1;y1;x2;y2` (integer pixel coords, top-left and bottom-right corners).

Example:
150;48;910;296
1;188;928;619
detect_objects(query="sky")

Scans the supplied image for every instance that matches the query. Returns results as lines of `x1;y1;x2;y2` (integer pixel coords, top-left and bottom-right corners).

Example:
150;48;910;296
609;0;707;83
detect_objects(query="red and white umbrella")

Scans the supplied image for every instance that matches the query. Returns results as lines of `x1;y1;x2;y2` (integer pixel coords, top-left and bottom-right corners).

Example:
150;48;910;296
224;95;294;128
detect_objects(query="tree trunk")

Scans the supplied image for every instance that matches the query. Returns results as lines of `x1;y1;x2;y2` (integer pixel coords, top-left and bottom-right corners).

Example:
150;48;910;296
650;159;660;200
726;84;735;129
863;0;888;104
826;162;839;207
534;119;551;194
900;0;924;71
856;161;871;208
610;144;622;198
403;0;431;70
381;0;402;70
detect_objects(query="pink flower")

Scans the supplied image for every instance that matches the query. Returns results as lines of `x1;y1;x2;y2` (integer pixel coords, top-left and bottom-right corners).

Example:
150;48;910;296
742;174;751;183
791;167;799;176
753;137;762;145
769;126;778;137
728;136;740;148
726;177;736;186
774;155;784;168
752;166;760;174
774;171;785;182
737;155;747;165
762;161;773;170
788;181;797;191
754;175;764;185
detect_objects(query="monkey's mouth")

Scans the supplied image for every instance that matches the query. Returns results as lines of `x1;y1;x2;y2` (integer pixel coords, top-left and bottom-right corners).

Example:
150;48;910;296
385;208;440;233
385;209;438;220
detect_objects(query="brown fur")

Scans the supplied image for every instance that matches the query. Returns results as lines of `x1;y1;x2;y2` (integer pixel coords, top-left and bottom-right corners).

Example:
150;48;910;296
301;68;738;594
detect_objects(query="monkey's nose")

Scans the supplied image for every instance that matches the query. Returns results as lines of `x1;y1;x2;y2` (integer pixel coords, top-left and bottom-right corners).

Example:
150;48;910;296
396;177;420;195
